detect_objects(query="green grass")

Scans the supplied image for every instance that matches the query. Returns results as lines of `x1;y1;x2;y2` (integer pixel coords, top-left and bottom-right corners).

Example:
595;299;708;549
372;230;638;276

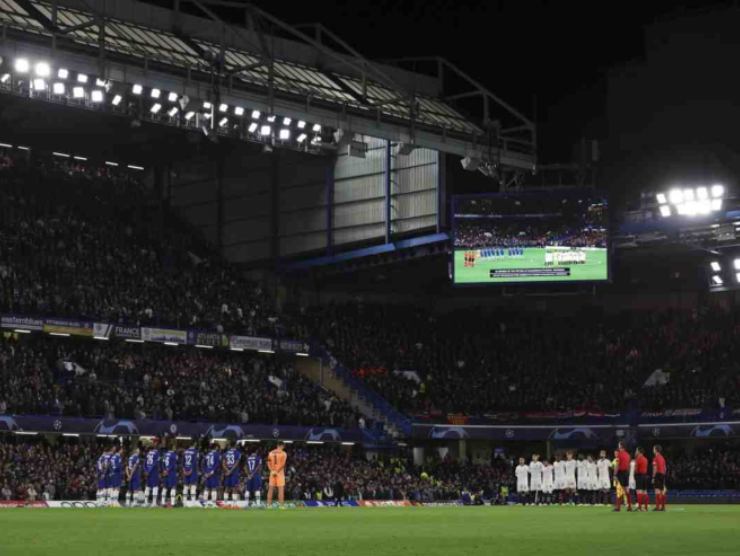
1;505;739;556
454;247;608;284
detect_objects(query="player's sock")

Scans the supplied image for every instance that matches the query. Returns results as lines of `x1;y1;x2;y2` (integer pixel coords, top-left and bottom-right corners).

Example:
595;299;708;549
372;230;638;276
627;492;633;510
152;486;159;505
112;489;119;505
256;491;261;506
245;491;250;506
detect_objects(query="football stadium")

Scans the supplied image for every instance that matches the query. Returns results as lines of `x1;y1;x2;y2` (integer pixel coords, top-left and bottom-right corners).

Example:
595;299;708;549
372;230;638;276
1;1;740;555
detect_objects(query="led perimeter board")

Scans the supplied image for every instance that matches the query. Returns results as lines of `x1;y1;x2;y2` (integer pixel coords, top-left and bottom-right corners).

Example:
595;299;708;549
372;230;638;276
452;189;609;285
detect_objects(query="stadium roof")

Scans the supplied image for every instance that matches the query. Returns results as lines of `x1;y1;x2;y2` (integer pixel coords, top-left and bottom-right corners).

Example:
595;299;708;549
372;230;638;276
0;0;536;170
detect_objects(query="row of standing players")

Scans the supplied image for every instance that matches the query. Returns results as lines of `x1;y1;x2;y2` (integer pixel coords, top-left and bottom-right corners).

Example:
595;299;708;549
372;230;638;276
96;437;289;507
514;442;668;511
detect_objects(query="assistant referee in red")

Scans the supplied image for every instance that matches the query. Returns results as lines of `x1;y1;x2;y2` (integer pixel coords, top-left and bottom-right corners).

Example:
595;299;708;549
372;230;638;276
614;441;633;512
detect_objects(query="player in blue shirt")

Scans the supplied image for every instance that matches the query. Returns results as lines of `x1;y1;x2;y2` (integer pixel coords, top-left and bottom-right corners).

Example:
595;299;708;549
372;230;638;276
182;440;200;501
144;440;161;506
161;440;178;506
203;440;222;502
244;451;263;507
108;444;123;506
126;444;143;506
96;446;112;504
222;440;242;502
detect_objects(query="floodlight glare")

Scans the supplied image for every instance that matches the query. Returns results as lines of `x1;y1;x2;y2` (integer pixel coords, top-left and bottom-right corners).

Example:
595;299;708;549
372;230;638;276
168;91;178;102
668;189;683;204
659;205;671;218
57;68;69;79
91;89;104;102
712;199;723;211
297;120;306;129
260;125;271;136
34;62;50;77
297;133;307;143
184;111;195;120
712;275;724;286
696;186;709;200
279;128;290;140
682;188;695;202
32;78;46;90
14;58;30;73
150;88;161;99
251;110;261;119
111;94;122;106
736;272;740;283
150;102;162;114
168;107;179;117
711;184;725;198
132;84;143;95
283;117;291;126
219;103;228;113
711;261;722;272
52;82;65;94
77;73;88;84
248;122;258;133
72;86;84;98
234;106;244;116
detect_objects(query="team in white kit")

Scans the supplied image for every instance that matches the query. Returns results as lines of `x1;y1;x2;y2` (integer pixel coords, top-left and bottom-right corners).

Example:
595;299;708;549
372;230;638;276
515;450;614;505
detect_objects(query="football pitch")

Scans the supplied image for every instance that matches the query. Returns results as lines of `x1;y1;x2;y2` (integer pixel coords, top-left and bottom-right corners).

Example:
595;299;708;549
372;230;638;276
2;505;739;556
454;248;608;284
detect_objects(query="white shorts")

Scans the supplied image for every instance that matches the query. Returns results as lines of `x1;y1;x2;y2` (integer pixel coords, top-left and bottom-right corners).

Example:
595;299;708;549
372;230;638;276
564;477;576;490
577;480;588;490
530;481;542;492
599;479;611;490
517;482;529;493
542;483;553;494
555;478;564;490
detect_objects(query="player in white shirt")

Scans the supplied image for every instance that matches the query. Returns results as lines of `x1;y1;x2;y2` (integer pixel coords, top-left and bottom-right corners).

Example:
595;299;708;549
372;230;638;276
596;450;612;505
576;453;588;505
553;454;565;504
628;458;637;504
515;457;529;505
528;454;544;505
563;451;577;504
541;460;554;505
586;455;598;505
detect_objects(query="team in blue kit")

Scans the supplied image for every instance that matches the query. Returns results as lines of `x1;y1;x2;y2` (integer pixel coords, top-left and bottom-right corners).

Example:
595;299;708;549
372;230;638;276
95;437;265;506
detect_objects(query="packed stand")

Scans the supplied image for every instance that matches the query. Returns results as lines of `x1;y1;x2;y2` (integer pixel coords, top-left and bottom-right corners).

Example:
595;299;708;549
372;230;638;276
303;303;740;416
0;151;289;335
0;333;359;428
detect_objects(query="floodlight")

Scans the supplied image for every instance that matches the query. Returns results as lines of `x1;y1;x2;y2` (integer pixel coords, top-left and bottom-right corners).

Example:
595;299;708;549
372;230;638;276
736;273;740;284
150;102;162;114
297;120;306;129
696;187;709;200
266;114;276;122
282;117;291;126
57;68;69;79
0;73;10;83
712;275;724;286
682;188;695;202
218;117;228;127
659;205;671;218
77;73;88;84
168;91;178;102
32;78;46;90
312;123;321;132
91;90;103;102
203;101;212;110
260;125;271;136
279;128;290;140
111;94;122;106
712;199;723;211
72;86;85;98
128;165;144;171
297;133;307;143
251;109;261;119
14;58;30;73
184;111;195;120
668;189;683;204
248;122;258;133
132;84;143;95
711;184;725;198
710;261;721;272
168;106;179;117
219;103;228;113
52;82;65;94
150;88;161;99
234;106;244;116
95;78;107;87
34;62;50;77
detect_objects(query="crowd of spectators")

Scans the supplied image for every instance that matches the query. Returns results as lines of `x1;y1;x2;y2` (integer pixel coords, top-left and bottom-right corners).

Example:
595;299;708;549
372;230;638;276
304;303;740;417
667;445;740;490
0;151;288;335
454;220;607;249
0;333;359;428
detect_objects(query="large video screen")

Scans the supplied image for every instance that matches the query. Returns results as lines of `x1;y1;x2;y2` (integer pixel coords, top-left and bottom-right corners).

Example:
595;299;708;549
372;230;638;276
453;189;609;284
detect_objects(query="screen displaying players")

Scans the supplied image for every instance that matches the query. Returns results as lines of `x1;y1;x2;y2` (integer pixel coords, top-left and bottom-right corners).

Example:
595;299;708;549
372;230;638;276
453;189;609;284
